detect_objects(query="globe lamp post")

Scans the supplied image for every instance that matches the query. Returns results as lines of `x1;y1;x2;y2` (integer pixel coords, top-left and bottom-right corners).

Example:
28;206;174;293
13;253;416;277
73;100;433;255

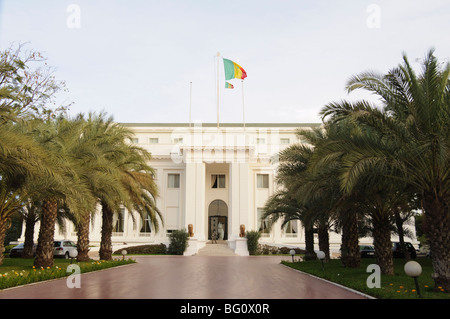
317;251;325;271
404;261;422;298
290;249;296;263
69;249;78;264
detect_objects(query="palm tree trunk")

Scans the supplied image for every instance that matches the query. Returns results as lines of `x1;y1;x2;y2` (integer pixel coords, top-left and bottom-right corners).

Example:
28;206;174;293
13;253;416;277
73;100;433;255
76;212;91;262
304;225;316;260
23;211;37;258
99;204;113;260
341;212;360;268
394;210;411;261
34;199;58;268
0;218;8;266
423;193;450;292
372;213;394;275
318;220;330;262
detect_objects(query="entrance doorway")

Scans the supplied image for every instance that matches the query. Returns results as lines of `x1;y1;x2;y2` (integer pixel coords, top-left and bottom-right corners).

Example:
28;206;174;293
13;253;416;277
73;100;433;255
208;200;228;240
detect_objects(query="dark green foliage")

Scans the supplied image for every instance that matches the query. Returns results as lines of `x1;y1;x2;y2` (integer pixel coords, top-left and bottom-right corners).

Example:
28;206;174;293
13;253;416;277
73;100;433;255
167;229;189;255
245;230;261;255
113;244;167;255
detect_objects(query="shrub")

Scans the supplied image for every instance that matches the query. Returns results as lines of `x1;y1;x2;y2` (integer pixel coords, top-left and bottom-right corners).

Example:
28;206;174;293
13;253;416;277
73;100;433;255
257;244;282;255
0;259;135;290
245;230;261;255
167;229;189;255
113;244;167;255
279;247;306;255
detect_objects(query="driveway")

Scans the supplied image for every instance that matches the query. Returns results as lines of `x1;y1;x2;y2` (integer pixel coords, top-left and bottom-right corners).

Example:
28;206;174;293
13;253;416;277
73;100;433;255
0;256;368;299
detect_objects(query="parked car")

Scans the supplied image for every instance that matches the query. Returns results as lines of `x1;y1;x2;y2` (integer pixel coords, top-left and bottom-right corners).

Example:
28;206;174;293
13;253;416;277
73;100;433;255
9;243;37;258
360;245;375;258
54;240;78;259
418;244;431;258
392;242;417;259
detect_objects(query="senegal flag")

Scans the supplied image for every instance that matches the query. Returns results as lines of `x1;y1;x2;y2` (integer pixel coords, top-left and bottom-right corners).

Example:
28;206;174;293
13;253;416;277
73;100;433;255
223;58;247;80
225;82;234;89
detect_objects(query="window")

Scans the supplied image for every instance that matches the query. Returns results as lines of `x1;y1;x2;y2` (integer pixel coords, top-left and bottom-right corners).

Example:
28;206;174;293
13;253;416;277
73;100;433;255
168;173;180;188
280;138;290;145
284;220;298;237
129;138;138;144
140;213;152;234
256;138;265;144
149;138;159;144
257;208;270;235
211;174;226;188
173;137;183;144
257;174;269;188
113;208;125;233
64;241;76;247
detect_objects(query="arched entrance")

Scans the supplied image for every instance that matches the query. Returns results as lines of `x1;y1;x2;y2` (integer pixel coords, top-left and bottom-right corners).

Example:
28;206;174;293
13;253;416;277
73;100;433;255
208;200;228;241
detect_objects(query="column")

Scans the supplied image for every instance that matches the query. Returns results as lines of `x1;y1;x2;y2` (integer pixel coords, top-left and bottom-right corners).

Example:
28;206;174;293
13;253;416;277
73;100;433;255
185;162;206;242
228;162;250;255
229;162;250;239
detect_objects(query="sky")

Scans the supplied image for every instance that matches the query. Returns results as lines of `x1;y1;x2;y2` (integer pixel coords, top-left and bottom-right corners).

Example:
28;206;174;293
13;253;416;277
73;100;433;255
0;0;449;124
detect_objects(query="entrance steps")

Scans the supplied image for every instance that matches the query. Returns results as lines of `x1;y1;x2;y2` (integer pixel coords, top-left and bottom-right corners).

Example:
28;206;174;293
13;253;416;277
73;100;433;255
196;241;237;256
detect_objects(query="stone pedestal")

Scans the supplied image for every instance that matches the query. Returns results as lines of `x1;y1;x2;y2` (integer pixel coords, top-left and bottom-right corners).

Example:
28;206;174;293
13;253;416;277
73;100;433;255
184;238;199;256
230;237;249;256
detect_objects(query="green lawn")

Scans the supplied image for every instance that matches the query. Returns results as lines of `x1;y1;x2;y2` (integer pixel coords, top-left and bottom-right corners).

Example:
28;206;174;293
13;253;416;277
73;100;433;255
282;257;449;299
0;257;135;290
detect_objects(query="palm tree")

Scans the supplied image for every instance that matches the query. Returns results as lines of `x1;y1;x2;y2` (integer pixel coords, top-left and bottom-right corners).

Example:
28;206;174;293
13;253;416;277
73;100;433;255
21;200;41;258
73;113;139;262
297;124;365;267
67;114;162;261
0;44;74;266
27;117;95;268
0;179;24;265
99;142;162;260
0;122;56;265
263;190;316;260
321;49;450;289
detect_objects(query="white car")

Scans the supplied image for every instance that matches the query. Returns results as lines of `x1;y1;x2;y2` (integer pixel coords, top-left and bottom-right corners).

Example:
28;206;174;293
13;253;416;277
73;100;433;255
54;240;78;259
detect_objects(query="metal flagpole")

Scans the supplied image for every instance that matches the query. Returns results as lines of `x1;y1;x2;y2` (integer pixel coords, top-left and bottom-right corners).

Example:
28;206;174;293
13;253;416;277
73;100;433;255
242;79;246;130
189;81;192;129
216;52;220;129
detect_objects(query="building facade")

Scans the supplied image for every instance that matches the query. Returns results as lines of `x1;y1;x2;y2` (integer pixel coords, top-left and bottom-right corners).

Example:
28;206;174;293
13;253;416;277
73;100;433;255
20;122;417;255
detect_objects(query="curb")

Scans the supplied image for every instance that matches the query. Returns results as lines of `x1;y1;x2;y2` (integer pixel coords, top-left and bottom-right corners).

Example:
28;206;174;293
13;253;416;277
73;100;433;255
0;261;136;293
280;263;376;299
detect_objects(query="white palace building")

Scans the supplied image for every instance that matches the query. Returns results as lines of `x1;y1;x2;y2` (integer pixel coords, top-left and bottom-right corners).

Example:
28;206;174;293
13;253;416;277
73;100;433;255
20;122;417;256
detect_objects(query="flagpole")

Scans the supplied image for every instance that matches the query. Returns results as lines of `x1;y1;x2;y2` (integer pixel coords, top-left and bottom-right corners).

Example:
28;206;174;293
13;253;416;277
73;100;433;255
216;52;220;129
189;81;192;129
242;79;246;130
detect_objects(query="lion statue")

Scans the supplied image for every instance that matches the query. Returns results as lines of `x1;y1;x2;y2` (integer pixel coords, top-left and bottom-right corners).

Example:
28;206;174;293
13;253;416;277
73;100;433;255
239;224;245;237
188;224;194;237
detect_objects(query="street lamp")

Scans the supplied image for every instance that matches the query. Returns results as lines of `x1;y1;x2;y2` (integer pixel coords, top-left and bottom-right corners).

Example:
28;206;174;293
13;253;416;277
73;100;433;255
69;249;78;264
121;249;128;260
404;261;422;298
290;249;296;263
316;251;325;271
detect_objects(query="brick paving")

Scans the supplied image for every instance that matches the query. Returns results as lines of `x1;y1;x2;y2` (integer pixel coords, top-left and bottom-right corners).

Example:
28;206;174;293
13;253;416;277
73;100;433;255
0;256;368;299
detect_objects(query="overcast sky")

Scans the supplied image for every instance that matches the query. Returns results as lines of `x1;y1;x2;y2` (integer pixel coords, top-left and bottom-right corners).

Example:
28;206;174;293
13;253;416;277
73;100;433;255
1;0;449;124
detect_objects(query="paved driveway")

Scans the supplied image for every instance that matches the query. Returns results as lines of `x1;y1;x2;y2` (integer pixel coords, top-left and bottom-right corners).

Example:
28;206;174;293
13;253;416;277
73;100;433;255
0;256;367;299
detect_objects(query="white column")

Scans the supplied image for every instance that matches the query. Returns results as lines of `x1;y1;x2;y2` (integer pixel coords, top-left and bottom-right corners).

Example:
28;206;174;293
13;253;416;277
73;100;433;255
195;162;206;242
185;162;206;242
239;162;250;232
229;162;250;239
